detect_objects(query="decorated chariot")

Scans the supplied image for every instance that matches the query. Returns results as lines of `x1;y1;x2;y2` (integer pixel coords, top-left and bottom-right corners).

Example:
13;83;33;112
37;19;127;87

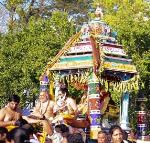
39;7;148;141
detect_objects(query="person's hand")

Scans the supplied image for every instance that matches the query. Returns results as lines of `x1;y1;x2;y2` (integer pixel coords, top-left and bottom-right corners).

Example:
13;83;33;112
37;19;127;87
10;121;16;126
31;112;44;119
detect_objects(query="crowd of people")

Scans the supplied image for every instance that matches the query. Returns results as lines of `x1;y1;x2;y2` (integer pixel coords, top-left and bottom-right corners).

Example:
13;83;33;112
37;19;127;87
0;87;137;143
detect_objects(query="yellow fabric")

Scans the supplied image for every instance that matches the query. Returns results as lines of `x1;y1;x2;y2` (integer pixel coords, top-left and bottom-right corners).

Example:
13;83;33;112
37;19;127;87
6;125;16;131
63;114;75;119
39;132;47;143
78;103;88;115
49;80;55;101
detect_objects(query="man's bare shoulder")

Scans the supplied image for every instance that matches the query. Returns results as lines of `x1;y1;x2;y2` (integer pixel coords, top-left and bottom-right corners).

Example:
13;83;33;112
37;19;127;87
50;100;55;103
66;97;75;103
0;107;7;112
67;97;73;101
49;100;55;106
0;107;7;116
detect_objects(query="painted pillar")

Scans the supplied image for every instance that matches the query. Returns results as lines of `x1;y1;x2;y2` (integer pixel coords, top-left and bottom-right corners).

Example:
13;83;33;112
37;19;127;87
54;74;60;100
120;91;130;131
136;91;148;141
88;72;101;139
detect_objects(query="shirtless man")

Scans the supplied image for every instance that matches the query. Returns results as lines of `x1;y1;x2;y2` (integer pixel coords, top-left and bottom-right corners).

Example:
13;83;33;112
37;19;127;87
0;95;21;127
23;91;55;123
54;87;78;117
22;91;54;136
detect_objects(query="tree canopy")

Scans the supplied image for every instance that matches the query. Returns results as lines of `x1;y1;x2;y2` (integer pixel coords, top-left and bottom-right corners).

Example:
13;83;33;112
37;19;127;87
0;0;149;111
2;0;91;30
0;10;75;107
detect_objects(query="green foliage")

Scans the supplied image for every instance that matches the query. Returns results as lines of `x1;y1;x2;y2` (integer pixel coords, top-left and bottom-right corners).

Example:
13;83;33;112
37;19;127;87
0;11;75;107
52;0;91;24
128;91;138;130
2;0;91;30
68;85;84;104
110;90;121;106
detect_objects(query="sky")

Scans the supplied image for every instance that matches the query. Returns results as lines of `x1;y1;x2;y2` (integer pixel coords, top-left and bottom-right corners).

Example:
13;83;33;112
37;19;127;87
0;1;9;33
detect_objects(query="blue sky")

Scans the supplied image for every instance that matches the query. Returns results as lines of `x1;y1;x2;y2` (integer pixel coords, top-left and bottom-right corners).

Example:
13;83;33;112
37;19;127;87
0;0;9;33
0;1;4;5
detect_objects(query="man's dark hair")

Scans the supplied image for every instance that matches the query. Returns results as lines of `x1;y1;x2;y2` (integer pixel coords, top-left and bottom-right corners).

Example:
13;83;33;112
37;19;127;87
0;127;8;143
6;127;30;143
109;125;123;136
0;127;8;135
98;130;107;135
55;124;69;133
67;133;84;143
22;124;35;135
8;95;20;103
15;118;28;127
59;87;70;97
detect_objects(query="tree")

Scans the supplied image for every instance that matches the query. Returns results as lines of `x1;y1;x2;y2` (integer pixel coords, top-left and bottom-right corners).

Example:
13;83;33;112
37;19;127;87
50;0;92;24
0;11;75;107
0;0;92;107
2;0;92;32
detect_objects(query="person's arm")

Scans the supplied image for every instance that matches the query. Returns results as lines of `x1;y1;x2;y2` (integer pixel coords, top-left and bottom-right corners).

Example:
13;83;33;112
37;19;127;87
68;98;78;115
0;108;16;127
44;101;55;120
32;102;41;113
30;102;43;118
53;104;58;114
41;120;53;136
